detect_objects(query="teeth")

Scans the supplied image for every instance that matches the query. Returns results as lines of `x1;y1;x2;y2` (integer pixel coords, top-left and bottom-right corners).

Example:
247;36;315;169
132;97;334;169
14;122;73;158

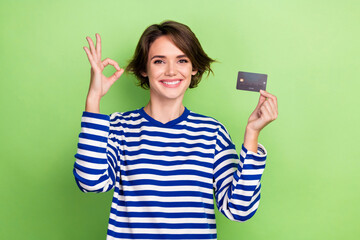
163;81;180;85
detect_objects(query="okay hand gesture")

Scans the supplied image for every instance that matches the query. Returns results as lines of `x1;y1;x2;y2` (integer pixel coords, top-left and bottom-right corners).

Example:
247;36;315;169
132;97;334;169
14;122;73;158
83;33;124;100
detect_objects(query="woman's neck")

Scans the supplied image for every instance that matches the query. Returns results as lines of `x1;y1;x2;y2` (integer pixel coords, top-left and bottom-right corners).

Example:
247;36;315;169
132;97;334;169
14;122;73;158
143;98;185;124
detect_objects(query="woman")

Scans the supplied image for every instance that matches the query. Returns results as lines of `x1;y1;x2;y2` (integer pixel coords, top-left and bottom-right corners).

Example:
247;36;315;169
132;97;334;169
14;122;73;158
74;20;278;240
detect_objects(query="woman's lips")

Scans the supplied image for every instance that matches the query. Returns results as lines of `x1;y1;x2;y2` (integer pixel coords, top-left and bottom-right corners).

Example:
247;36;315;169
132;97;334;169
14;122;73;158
160;79;182;88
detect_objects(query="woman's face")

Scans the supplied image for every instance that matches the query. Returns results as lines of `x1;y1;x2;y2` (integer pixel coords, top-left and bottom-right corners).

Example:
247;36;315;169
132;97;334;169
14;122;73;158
142;35;197;103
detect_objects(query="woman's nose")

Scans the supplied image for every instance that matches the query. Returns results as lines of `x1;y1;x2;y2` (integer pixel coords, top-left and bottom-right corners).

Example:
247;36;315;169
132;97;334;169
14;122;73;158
165;62;176;76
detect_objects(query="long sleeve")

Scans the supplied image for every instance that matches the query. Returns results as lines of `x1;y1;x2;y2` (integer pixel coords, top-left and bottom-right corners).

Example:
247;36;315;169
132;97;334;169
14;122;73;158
73;111;119;193
213;124;267;222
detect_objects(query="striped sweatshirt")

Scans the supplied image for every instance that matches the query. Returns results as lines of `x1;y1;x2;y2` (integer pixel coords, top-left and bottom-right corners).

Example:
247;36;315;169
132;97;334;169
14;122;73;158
73;107;267;240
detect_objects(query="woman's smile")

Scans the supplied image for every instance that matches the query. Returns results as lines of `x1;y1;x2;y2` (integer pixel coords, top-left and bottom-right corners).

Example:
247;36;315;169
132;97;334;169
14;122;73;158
160;79;183;87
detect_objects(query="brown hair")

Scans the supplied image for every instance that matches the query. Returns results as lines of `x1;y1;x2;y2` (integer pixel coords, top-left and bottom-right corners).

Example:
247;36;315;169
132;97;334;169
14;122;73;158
125;20;215;89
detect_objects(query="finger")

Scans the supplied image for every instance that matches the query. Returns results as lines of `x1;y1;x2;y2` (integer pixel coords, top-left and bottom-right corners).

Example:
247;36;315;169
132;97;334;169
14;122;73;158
109;69;125;84
86;36;98;60
260;103;273;122
263;101;275;120
263;100;278;121
261;90;278;106
83;46;97;69
255;94;267;110
96;33;101;60
260;90;277;104
102;58;121;71
266;98;278;117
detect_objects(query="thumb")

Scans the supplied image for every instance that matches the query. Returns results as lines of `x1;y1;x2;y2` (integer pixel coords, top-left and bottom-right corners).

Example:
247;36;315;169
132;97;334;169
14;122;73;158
109;69;124;85
255;93;267;110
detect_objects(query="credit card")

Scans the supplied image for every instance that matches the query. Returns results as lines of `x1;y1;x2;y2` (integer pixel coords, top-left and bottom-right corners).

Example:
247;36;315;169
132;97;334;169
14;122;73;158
236;71;267;92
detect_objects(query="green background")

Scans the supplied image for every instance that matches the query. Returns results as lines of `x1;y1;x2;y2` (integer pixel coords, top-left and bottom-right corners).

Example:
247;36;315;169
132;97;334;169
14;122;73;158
1;0;359;239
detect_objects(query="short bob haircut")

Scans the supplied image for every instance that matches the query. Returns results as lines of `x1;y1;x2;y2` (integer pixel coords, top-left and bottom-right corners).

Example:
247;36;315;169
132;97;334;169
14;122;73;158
126;20;215;89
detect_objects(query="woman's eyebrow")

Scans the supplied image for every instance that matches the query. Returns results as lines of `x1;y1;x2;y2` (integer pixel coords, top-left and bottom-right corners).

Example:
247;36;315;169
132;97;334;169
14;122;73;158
150;55;188;60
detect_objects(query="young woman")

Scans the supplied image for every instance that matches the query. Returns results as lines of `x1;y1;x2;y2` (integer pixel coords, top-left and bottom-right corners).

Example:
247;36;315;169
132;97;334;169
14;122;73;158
74;20;278;240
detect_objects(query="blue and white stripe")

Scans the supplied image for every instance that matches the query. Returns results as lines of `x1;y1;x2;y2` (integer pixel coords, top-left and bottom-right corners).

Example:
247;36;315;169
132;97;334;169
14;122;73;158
73;107;267;240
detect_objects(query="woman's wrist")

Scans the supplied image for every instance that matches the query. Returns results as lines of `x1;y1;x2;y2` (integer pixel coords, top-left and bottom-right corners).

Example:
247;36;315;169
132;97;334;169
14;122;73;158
85;94;101;113
243;126;260;153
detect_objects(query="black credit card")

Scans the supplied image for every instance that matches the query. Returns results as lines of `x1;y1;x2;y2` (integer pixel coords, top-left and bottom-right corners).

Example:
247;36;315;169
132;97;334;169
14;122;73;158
236;71;267;92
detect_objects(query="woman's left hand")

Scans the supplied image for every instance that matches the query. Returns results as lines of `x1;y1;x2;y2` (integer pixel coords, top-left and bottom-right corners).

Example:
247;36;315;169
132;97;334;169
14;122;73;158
246;90;278;133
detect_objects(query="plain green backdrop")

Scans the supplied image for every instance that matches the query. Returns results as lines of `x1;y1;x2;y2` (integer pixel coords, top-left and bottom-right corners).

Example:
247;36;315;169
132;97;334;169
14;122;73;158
0;0;359;239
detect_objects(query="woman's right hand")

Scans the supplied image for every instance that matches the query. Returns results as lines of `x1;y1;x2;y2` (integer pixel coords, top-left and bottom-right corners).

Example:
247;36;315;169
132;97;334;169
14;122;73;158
83;33;124;101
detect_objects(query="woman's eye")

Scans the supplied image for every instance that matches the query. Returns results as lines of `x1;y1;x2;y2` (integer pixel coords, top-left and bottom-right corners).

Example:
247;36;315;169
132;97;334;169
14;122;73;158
179;59;188;63
153;60;164;64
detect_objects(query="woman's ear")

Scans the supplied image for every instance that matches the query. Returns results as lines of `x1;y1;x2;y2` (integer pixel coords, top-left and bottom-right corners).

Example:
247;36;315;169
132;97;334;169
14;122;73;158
191;68;198;76
141;71;148;77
